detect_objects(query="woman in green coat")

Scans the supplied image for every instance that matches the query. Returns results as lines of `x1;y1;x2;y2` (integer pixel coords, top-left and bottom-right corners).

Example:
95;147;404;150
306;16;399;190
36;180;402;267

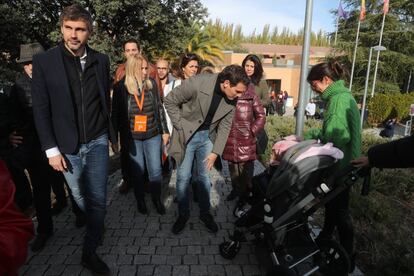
304;61;361;272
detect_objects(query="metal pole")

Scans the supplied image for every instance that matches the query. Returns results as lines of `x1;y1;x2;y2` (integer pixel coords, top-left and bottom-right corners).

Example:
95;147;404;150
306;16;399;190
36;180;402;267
349;20;361;91
361;47;373;129
334;7;340;45
295;0;313;136
371;12;386;97
407;70;412;93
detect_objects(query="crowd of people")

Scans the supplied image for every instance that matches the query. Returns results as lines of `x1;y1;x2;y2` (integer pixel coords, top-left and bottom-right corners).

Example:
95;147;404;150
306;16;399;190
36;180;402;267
1;3;410;276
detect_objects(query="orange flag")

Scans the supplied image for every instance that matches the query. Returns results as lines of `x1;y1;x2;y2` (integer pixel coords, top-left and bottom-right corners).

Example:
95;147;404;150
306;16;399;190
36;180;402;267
360;0;366;21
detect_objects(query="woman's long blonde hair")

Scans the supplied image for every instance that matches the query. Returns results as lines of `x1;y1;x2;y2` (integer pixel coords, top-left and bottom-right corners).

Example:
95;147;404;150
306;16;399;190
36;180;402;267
124;54;152;95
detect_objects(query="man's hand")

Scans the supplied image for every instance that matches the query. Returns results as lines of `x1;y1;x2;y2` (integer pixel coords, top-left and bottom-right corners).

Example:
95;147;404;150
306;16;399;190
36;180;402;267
204;153;218;171
49;154;67;172
162;134;170;146
351;156;370;168
9;131;23;147
111;142;119;154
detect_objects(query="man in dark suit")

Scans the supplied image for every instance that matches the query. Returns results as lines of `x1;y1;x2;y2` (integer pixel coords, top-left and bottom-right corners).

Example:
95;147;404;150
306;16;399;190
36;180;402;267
32;4;114;274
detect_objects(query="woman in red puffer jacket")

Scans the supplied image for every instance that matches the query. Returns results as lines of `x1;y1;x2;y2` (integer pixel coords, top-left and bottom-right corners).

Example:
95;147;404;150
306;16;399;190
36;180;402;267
222;82;266;205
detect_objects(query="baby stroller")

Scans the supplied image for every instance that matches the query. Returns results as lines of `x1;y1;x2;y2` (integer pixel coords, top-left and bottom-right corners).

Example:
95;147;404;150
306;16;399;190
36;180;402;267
219;140;370;276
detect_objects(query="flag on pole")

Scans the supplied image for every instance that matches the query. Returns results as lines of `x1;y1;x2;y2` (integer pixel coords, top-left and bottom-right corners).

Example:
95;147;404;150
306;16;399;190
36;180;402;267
383;0;389;14
360;0;366;21
338;1;348;19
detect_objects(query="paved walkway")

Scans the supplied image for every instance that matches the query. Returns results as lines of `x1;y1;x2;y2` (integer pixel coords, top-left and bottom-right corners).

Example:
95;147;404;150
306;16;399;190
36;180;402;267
19;161;267;276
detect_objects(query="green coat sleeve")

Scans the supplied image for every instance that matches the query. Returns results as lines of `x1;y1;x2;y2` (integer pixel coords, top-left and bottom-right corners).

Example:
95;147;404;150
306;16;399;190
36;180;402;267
304;128;322;140
322;113;351;149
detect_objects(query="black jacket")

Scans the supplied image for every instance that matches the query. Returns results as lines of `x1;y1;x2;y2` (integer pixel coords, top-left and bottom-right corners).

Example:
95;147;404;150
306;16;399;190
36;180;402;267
32;44;115;154
10;73;36;135
368;135;414;168
0;86;13;158
111;78;169;147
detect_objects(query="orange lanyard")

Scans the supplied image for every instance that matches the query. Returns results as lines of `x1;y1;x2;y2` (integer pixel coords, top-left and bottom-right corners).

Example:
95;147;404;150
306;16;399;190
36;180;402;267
133;90;145;111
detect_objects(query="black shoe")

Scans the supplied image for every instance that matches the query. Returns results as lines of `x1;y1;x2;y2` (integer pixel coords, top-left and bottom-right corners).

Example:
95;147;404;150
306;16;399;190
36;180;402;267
81;252;110;275
226;190;237;201
31;233;52;252
200;213;218;233
75;214;86;228
172;215;189;234
173;196;178;203
137;199;147;214
152;196;166;215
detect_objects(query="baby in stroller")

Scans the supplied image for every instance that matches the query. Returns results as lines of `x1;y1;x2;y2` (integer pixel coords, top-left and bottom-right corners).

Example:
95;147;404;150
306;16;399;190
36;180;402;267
219;139;370;276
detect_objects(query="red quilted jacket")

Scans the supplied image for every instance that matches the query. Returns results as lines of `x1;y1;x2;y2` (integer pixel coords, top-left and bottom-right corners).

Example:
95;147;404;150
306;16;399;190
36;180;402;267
222;84;266;162
0;160;34;276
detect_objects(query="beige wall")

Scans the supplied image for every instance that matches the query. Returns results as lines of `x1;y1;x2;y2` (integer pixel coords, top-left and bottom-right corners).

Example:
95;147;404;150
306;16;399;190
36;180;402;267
216;52;318;104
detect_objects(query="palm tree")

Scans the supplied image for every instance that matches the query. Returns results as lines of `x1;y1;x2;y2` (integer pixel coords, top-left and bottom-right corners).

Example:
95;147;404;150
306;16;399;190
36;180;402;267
186;23;224;65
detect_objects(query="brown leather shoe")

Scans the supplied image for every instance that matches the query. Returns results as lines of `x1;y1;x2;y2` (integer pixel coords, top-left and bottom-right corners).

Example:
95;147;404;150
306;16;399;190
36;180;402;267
118;179;130;194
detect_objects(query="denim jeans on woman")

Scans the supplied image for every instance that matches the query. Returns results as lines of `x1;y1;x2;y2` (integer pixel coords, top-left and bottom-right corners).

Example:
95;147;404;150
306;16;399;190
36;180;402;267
176;130;213;217
129;134;163;198
63;134;108;255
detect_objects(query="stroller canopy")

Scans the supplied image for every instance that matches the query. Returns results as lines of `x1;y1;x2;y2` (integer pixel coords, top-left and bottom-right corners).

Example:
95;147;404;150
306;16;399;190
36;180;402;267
266;140;343;199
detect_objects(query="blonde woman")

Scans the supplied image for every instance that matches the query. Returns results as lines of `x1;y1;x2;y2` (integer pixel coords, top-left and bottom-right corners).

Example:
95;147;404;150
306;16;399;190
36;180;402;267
112;54;169;215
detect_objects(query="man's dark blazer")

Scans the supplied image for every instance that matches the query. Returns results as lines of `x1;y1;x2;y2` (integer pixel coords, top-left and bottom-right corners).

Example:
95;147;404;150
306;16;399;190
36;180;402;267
31;44;115;154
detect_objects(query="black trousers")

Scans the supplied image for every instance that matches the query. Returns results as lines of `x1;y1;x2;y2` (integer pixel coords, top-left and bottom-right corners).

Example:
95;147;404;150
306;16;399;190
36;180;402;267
27;151;54;235
228;161;254;201
320;188;354;256
7;163;32;210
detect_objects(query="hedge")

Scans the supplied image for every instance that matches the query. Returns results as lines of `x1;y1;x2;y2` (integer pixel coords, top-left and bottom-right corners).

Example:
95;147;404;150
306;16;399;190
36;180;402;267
367;93;414;125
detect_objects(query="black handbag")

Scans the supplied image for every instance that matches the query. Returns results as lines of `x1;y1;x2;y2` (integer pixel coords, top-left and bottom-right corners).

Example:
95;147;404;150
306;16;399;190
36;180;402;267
256;129;268;155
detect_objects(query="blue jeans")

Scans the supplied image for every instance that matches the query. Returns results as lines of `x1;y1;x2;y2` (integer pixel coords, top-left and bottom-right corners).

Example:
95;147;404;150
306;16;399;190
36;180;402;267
63;134;108;254
176;130;213;217
129;134;162;198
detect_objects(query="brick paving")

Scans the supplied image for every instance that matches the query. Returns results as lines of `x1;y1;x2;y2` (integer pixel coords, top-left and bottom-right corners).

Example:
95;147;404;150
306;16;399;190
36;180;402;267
20;161;267;276
19;135;363;275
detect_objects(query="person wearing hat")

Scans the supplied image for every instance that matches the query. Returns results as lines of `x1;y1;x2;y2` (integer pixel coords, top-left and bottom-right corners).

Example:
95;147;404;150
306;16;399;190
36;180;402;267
8;42;56;252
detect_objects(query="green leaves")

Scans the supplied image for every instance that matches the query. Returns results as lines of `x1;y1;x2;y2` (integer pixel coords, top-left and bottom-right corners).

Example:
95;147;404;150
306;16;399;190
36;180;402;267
0;0;207;82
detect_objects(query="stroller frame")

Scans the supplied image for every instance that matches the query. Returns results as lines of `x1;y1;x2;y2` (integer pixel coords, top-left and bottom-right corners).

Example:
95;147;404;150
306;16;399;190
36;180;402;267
219;141;370;276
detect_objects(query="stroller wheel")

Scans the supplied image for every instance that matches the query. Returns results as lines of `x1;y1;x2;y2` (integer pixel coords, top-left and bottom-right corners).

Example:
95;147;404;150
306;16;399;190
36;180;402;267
316;239;350;276
266;265;297;276
219;240;241;259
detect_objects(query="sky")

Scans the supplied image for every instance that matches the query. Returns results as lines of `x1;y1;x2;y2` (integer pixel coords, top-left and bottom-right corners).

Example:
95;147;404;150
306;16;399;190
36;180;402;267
199;0;340;36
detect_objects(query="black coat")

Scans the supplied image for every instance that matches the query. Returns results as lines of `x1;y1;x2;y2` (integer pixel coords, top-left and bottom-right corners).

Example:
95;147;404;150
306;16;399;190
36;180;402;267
368;135;414;168
111;78;169;149
32;45;115;154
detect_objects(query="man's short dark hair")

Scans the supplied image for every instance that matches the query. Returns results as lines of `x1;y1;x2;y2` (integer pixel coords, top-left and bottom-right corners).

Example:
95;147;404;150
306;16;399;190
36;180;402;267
218;65;250;87
60;4;93;32
123;38;141;52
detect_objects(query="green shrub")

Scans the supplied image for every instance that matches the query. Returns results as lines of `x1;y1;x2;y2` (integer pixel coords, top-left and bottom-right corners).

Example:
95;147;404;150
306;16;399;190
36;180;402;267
367;93;414;125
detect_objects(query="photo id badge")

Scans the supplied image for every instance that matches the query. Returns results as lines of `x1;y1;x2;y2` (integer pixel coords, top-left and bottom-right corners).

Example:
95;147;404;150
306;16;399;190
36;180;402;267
134;115;147;132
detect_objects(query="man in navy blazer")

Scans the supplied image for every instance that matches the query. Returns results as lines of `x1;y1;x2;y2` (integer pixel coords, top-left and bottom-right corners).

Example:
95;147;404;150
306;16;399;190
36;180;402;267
32;4;113;274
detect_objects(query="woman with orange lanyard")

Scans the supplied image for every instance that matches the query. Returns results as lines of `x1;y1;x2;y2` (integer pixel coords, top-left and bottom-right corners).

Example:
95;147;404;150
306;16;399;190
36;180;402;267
112;54;169;215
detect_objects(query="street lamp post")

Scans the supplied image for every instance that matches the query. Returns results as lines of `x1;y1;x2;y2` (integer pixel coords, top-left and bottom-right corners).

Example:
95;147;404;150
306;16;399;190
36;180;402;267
295;0;313;136
360;45;387;128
